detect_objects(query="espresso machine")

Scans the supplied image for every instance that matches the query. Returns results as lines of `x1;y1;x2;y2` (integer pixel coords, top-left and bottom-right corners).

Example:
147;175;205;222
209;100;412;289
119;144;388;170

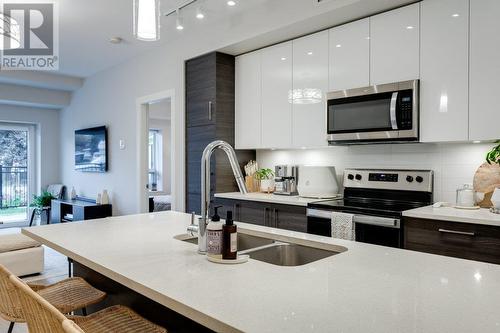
274;165;299;196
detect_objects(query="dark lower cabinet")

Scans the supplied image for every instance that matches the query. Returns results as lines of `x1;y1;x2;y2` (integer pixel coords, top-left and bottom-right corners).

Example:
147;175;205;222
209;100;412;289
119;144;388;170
404;217;500;264
216;198;307;233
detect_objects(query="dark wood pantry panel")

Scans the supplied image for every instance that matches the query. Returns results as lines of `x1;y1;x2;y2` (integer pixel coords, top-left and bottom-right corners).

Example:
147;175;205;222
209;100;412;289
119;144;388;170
185;52;255;215
404;217;500;265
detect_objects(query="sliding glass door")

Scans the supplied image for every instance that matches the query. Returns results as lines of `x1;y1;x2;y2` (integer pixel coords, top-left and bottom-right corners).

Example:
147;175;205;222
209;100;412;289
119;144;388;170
0;123;35;227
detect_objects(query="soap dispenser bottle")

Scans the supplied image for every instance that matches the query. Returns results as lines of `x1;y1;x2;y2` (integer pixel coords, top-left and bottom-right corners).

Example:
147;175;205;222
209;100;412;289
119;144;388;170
206;206;223;259
222;211;237;260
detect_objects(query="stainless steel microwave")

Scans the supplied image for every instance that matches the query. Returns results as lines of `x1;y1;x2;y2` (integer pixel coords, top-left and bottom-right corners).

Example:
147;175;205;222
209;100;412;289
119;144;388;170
326;80;419;144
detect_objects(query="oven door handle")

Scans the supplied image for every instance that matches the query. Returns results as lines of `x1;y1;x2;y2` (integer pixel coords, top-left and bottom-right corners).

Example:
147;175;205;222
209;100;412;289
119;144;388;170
307;209;400;228
353;215;400;228
390;91;399;130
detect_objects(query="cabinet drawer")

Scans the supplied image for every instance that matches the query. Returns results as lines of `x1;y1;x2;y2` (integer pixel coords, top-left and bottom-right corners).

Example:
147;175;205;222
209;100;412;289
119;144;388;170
215;198;268;227
273;204;307;233
404;217;500;264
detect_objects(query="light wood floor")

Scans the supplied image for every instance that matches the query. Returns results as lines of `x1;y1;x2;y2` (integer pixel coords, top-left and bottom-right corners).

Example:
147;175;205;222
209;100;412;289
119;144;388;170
0;228;68;333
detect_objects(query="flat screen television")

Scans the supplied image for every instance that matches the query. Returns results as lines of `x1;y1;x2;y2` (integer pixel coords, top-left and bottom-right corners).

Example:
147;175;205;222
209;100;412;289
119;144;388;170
75;126;108;172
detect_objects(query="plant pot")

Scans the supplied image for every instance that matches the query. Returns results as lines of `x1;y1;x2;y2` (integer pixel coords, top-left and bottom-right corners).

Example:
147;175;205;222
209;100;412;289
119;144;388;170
473;163;500;208
260;179;274;193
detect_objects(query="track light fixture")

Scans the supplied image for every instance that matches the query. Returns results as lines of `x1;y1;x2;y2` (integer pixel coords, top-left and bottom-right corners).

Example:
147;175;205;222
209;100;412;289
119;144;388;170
176;9;184;30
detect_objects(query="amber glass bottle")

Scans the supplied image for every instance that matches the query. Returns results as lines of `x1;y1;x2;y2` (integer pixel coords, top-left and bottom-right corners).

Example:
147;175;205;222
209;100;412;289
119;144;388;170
222;211;237;260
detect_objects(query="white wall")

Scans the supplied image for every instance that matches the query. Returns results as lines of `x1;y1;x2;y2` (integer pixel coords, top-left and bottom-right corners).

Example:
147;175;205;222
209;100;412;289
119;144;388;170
56;0;457;215
257;143;493;203
149;118;171;195
62;0;357;215
0;105;60;191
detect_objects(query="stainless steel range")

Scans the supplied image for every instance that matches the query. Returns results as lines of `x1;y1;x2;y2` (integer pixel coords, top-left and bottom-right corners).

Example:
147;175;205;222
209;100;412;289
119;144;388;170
307;169;433;248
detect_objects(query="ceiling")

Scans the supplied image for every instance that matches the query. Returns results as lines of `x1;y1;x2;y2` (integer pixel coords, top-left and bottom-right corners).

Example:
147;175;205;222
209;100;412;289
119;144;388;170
56;0;269;77
40;0;416;78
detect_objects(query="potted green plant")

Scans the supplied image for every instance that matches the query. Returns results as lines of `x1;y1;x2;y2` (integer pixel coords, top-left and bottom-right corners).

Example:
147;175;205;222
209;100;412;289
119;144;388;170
486;141;500;165
254;168;275;193
474;141;500;207
30;191;55;213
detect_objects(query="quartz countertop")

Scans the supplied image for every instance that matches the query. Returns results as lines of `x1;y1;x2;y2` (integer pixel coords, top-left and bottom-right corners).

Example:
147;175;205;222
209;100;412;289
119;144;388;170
403;205;500;226
214;192;330;206
23;211;500;333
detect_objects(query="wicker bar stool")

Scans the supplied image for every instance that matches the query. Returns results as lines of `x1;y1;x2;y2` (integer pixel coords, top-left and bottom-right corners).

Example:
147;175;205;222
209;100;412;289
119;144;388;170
0;264;106;333
9;274;167;333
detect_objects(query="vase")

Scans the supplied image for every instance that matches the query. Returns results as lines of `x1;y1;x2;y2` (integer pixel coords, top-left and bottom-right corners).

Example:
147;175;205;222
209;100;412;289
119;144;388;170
260;179;274;193
96;193;102;204
70;187;77;200
492;188;500;209
101;190;110;205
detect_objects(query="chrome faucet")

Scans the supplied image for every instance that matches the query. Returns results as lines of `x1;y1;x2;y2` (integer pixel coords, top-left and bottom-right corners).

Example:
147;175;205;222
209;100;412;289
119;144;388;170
189;140;247;253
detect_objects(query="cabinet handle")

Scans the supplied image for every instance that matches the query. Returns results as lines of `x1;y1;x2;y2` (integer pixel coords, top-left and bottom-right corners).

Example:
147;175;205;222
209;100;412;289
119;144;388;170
438;228;475;237
208;101;213;121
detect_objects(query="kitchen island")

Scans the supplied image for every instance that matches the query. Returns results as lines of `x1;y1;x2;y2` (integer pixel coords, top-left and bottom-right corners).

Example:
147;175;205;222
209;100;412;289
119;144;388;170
23;211;500;333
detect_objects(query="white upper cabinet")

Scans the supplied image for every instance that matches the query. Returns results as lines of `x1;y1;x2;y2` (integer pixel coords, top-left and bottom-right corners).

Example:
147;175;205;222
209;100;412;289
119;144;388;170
370;3;420;85
235;51;262;149
261;42;293;149
292;31;329;148
420;0;469;142
470;0;500;141
329;18;370;91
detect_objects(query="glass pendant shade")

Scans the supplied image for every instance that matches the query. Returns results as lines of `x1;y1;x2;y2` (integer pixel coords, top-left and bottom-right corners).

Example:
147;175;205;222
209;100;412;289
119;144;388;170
133;0;160;41
288;88;323;104
0;13;21;50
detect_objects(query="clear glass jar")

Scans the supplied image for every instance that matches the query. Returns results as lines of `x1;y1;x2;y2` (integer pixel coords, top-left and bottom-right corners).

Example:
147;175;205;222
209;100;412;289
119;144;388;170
456;184;476;207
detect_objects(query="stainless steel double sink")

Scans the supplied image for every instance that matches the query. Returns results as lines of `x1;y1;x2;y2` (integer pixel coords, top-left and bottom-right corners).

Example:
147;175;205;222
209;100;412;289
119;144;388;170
174;233;344;266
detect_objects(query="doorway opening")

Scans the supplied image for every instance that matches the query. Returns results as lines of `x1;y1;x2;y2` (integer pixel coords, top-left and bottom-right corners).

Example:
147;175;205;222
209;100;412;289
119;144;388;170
0;123;35;227
148;98;172;212
136;90;179;214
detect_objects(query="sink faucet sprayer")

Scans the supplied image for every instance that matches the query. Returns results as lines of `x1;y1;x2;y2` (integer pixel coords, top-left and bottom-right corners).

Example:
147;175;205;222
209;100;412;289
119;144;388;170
188;140;247;253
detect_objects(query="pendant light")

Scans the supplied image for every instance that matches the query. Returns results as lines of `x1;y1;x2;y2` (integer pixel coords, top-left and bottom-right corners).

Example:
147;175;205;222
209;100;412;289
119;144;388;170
133;0;161;41
0;12;21;50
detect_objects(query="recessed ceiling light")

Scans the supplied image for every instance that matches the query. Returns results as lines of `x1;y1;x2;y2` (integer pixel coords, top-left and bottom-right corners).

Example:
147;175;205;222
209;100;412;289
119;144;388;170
307;51;313;55
473;140;481;144
452;13;460;17
365;36;370;40
336;44;342;48
227;0;236;6
406;26;414;30
281;57;287;61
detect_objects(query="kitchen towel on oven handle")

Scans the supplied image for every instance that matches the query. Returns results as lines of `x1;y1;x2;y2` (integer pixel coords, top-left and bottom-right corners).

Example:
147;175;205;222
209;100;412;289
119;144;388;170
331;212;355;241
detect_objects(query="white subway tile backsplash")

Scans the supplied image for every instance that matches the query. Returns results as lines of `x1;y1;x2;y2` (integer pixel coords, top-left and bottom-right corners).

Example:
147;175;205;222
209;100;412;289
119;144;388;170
256;142;493;203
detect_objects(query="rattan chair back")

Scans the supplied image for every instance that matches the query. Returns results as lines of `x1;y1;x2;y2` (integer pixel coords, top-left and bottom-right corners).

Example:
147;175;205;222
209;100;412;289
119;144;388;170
62;319;86;333
0;263;25;322
9;274;83;333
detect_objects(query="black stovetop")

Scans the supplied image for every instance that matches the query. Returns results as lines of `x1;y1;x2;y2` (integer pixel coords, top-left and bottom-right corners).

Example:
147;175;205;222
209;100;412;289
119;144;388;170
309;197;428;217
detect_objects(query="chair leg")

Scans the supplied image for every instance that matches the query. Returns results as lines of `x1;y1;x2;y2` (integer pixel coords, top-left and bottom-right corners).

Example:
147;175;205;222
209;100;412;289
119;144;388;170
46;208;51;225
68;258;72;277
29;209;36;227
7;322;14;333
